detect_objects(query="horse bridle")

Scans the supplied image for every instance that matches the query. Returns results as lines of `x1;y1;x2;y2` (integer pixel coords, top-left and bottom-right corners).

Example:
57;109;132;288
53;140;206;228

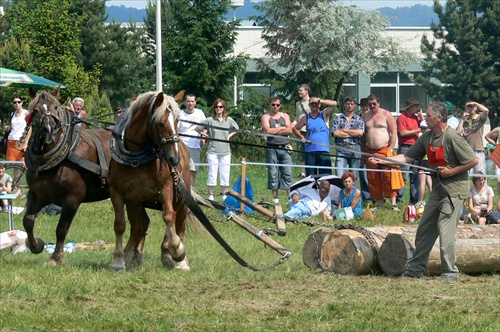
148;94;181;158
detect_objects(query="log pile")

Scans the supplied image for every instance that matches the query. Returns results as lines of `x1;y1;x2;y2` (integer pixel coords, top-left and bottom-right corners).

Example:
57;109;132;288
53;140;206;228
302;224;500;275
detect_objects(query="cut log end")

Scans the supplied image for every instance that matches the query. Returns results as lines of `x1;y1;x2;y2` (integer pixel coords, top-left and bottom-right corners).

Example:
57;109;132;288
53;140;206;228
378;233;414;276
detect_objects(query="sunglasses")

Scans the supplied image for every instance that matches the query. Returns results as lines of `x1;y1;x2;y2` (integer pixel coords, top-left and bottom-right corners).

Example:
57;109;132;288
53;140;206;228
13;101;22;104
271;103;281;107
215;106;224;109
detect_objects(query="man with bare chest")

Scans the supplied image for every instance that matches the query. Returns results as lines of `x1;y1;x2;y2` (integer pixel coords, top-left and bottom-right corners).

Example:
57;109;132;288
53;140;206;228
362;94;399;210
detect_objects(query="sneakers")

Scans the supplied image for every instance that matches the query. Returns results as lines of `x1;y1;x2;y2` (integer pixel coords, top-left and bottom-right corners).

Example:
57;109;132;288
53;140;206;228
273;198;280;204
221;195;227;201
391;204;400;211
394;272;423;279
441;274;459;282
2;206;10;213
208;194;214;201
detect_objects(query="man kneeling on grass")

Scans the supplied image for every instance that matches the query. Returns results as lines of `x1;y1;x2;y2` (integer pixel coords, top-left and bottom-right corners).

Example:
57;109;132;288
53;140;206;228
284;180;333;221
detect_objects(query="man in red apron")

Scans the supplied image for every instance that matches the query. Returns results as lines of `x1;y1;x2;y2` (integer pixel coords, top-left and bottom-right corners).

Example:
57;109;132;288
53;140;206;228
369;102;477;281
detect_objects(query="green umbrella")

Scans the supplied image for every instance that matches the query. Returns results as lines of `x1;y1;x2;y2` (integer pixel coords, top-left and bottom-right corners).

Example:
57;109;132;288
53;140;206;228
0;67;66;89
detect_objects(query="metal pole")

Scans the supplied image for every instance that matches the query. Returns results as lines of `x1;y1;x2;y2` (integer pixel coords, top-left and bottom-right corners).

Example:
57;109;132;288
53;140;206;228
156;0;162;92
233;8;237;106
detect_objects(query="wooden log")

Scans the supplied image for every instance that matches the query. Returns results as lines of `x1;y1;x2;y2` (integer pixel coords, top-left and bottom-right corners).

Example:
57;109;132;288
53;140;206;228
302;224;500;275
302;228;334;271
319;229;386;275
274;202;286;237
227;189;274;219
379;232;500;276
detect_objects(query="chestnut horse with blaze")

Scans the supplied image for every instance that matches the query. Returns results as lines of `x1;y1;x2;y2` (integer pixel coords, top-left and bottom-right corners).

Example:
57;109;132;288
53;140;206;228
109;91;192;271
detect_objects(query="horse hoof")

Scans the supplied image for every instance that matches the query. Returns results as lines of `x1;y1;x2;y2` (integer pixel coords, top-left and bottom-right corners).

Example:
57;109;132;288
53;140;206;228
45;258;61;266
28;238;46;254
174;259;190;271
110;262;126;272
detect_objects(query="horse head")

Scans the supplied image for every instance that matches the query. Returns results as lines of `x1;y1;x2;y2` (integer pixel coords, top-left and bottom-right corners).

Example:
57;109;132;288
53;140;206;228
149;92;183;168
28;89;63;150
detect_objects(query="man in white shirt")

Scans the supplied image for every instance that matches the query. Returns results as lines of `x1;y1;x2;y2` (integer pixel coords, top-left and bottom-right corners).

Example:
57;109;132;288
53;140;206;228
178;94;206;186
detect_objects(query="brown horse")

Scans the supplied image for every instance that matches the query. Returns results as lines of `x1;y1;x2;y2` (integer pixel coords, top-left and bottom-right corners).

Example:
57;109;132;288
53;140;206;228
23;88;111;265
109;91;191;271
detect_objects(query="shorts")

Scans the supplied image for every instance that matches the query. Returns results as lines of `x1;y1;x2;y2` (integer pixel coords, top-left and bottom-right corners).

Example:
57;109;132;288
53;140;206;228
296;131;307;162
187;147;201;172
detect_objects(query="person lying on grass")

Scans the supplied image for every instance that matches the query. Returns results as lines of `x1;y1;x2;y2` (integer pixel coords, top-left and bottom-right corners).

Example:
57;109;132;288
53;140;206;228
284;180;333;221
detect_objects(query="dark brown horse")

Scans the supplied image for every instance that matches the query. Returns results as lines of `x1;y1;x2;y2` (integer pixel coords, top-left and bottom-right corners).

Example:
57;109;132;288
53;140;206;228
23;88;111;265
109;91;191;271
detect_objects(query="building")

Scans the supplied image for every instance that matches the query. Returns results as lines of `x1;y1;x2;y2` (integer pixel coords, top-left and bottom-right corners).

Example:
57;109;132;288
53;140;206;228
236;26;432;115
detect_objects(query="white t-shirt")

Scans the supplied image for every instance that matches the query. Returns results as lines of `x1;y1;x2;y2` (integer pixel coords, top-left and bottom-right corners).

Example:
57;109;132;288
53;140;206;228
178;108;206;149
8;109;29;140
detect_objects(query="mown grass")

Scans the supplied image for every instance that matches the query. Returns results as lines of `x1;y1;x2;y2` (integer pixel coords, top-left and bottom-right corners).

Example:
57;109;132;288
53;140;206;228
0;164;499;331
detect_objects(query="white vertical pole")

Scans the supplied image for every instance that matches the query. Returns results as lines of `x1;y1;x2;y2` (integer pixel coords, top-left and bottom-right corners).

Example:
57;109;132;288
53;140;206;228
233;8;237;106
156;0;162;92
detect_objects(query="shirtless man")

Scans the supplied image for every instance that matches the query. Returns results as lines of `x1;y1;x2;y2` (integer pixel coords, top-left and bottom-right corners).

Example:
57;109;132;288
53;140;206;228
362;94;399;210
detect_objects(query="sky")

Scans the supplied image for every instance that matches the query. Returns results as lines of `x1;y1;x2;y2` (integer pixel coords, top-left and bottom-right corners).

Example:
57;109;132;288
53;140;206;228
106;0;443;10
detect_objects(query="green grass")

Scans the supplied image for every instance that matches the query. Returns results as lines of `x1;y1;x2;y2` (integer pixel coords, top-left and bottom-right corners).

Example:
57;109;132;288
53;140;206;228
0;164;499;331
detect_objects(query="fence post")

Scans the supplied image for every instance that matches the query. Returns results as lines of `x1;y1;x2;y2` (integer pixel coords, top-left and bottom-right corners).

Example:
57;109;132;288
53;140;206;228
240;157;246;214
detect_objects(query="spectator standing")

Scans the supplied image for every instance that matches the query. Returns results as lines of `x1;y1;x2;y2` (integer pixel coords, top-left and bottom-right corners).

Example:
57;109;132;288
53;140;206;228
465;175;494;225
293;84;311;178
396;98;424;204
196;99;239;201
6;95;30;161
485;126;500;194
417;119;432;205
456;101;489;174
332;96;364;178
358;98;372;202
72;97;88;129
284;180;333;221
362;94;399;210
444;101;459;130
370;102;477;281
292;96;337;176
178;94;206;186
261;97;293;202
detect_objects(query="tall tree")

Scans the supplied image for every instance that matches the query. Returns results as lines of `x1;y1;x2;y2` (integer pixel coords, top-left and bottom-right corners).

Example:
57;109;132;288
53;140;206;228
2;0;100;105
253;0;415;101
417;0;500;123
69;0;108;73
144;0;247;106
97;22;154;107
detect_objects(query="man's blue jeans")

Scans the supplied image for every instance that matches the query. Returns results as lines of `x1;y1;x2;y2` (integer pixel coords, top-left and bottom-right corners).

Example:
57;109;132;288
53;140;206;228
397;144;419;204
335;145;361;177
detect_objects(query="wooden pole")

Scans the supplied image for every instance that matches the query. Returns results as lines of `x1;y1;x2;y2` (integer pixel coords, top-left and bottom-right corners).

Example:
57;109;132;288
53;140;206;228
274;202;286;237
227;189;274;219
240;157;246;214
228;212;291;258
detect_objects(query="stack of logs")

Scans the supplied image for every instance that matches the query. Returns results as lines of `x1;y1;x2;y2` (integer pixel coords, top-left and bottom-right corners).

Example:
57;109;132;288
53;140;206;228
302;225;500;276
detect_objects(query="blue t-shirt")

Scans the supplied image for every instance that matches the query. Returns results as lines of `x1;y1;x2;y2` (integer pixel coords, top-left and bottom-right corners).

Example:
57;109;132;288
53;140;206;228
305;111;330;153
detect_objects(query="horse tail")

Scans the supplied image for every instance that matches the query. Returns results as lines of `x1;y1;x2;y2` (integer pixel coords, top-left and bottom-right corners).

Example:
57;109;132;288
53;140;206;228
184;187;209;236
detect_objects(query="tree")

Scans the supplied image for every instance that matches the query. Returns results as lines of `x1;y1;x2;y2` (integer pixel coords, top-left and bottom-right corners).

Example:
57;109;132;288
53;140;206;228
417;0;500;124
69;0;108;73
96;22;154;108
1;0;100;106
253;0;415;101
144;0;247;106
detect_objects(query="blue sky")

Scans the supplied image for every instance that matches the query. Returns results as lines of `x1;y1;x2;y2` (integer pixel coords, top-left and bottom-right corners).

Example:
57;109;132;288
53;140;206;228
106;0;443;10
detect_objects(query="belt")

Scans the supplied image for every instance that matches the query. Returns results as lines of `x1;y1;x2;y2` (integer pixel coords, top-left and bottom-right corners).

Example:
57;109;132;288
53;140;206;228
266;144;287;148
337;144;358;148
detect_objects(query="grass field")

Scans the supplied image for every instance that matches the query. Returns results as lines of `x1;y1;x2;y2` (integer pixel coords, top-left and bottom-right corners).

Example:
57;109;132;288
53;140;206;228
1;164;499;331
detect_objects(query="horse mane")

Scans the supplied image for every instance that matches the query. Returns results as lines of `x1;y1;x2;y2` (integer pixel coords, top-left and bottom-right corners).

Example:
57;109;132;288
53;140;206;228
28;91;61;113
124;91;180;129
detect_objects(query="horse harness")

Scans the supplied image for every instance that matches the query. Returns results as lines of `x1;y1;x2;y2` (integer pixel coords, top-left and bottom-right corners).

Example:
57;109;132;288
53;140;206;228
25;104;109;183
110;95;180;168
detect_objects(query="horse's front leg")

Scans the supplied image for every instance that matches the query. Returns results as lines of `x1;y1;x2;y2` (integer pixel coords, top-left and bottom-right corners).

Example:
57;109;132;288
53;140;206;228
23;191;46;255
46;202;80;266
110;190;127;271
160;197;186;270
